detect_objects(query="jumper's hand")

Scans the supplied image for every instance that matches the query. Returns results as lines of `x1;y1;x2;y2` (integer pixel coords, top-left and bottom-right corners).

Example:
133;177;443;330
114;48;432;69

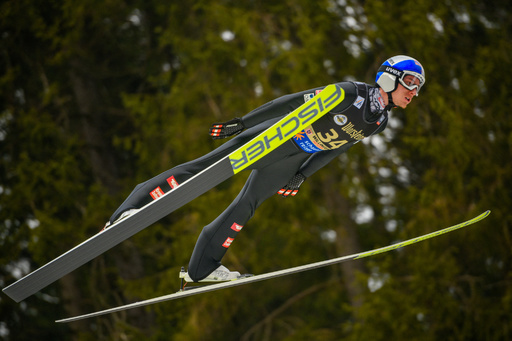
278;173;306;197
209;118;245;139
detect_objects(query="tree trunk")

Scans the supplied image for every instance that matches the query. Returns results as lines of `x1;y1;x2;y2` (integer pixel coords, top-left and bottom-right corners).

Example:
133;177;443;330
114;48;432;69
66;64;153;332
324;173;365;309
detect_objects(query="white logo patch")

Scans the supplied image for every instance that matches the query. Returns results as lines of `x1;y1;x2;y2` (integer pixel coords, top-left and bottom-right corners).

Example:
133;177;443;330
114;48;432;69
304;93;315;102
334;114;348;126
354;96;365;109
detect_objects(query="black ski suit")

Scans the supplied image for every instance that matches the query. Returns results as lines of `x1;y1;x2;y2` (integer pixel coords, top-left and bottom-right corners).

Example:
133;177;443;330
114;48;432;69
110;81;389;281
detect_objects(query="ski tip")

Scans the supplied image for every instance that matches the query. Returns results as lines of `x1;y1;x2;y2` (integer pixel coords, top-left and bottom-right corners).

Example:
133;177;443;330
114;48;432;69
479;210;491;219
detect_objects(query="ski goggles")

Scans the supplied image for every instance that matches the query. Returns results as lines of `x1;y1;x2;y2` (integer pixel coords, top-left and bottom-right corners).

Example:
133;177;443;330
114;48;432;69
378;65;425;95
398;72;424;95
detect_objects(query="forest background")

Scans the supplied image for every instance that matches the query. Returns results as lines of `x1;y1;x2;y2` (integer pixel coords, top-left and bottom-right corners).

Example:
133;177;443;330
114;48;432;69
1;0;511;340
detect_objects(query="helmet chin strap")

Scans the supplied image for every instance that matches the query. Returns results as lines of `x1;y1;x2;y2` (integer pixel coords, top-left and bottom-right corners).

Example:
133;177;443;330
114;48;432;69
385;91;396;111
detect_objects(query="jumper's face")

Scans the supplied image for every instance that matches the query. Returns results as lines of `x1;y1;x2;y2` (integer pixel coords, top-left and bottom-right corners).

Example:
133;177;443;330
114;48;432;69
392;75;421;108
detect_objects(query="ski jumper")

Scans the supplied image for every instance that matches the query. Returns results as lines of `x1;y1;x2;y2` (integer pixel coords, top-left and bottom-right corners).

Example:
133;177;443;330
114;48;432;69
110;82;389;281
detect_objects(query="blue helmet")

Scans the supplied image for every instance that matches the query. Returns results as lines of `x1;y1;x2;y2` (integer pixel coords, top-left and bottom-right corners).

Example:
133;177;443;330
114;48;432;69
376;55;426;96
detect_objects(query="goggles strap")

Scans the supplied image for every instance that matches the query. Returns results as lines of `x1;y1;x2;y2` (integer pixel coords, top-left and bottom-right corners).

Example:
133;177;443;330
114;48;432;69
378;65;404;79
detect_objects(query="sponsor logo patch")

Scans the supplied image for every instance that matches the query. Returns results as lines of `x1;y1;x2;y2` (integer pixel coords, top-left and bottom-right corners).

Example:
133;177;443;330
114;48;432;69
341;122;366;140
354;96;365;109
150;187;165;200
231;222;243;232
304;93;314;102
333;114;348;126
167;176;179;189
293;129;323;153
222;237;234;248
376;115;386;126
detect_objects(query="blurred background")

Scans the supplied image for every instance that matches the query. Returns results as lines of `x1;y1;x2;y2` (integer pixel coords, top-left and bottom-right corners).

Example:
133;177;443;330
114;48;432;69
1;0;511;340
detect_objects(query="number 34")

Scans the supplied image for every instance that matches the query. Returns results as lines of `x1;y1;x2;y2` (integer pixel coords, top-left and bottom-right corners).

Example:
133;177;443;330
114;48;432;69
317;129;348;149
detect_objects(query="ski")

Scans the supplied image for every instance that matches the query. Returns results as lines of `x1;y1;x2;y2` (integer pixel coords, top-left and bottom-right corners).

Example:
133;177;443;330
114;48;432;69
56;210;490;323
2;84;345;303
